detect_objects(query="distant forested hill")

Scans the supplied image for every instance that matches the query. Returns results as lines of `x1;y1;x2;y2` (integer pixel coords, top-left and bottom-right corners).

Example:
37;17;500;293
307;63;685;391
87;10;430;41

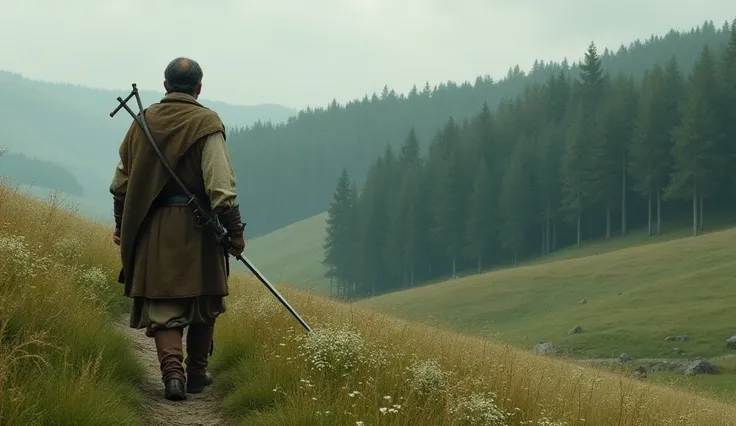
0;151;83;195
0;71;295;207
228;20;732;237
321;19;736;298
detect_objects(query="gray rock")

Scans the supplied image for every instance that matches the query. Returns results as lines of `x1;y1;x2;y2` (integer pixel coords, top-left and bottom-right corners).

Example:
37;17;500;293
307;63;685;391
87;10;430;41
664;335;689;342
672;348;684;355
580;298;587;304
568;325;583;335
532;342;557;355
619;353;633;362
684;359;720;376
726;335;736;349
632;365;647;379
639;359;691;373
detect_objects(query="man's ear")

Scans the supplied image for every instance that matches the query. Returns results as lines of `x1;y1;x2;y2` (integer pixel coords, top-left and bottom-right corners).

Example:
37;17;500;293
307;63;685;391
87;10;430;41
195;82;202;96
163;81;170;93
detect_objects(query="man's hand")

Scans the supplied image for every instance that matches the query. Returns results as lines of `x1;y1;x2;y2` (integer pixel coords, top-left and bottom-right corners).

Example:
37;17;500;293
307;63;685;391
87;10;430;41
227;234;245;257
113;228;121;246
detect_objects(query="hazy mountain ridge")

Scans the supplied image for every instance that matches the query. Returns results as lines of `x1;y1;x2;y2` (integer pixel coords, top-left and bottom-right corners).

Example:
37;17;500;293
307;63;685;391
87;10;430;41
0;151;83;195
0;70;296;219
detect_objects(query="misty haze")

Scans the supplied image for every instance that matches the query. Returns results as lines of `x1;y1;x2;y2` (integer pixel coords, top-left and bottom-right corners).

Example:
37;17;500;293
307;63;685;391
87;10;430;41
2;0;736;424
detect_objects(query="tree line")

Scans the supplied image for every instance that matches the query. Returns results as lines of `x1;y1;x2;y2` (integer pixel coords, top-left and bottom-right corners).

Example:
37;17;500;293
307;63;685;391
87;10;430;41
0;151;84;195
227;20;731;237
323;20;736;299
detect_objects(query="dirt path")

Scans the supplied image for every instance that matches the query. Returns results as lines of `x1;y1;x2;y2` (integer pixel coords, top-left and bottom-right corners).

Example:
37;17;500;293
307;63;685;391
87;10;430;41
115;317;231;426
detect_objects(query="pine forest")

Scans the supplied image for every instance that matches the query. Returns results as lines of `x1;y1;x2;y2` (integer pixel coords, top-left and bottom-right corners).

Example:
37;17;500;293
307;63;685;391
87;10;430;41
322;20;736;298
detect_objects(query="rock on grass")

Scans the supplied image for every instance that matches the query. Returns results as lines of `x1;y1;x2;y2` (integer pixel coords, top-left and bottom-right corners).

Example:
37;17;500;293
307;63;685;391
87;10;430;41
683;360;720;376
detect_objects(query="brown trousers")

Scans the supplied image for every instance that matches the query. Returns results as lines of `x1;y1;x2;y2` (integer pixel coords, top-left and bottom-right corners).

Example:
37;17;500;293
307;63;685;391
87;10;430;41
154;323;214;383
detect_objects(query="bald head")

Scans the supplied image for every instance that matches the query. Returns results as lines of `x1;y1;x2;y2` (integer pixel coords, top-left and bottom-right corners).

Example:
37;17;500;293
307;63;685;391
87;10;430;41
163;57;203;97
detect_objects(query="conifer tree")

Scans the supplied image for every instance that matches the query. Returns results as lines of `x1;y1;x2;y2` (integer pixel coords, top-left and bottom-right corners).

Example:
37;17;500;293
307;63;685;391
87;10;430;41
629;59;683;235
592;74;638;239
322;168;355;296
399;127;421;165
381;144;405;287
560;103;591;247
356;158;389;295
429;119;464;278
560;42;606;247
665;45;725;236
538;72;571;252
344;180;360;290
396;164;424;286
465;159;494;272
500;136;537;263
721;19;736;189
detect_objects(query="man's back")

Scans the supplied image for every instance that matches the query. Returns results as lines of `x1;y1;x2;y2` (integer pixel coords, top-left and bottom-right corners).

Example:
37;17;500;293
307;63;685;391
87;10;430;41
114;92;230;299
109;56;245;401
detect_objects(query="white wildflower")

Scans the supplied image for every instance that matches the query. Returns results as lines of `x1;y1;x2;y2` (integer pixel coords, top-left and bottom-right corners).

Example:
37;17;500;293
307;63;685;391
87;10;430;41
253;295;281;319
0;234;43;281
407;358;446;395
77;265;109;303
537;418;568;426
53;236;84;264
300;327;368;375
451;393;507;426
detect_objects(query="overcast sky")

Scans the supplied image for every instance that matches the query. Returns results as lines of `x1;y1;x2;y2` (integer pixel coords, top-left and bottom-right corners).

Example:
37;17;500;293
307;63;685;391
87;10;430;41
1;0;734;109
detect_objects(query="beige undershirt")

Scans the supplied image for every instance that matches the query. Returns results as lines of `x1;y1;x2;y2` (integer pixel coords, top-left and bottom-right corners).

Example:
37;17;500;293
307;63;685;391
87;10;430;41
109;131;238;211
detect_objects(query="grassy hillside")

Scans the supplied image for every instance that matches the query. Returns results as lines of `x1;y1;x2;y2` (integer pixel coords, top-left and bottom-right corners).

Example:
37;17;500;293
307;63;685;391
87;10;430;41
241;212;330;293
7;162;736;424
0;177;144;424
212;274;736;425
356;226;736;362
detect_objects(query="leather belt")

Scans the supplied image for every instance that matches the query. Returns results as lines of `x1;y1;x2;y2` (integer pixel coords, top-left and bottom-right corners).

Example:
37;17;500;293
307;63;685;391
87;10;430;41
153;194;210;209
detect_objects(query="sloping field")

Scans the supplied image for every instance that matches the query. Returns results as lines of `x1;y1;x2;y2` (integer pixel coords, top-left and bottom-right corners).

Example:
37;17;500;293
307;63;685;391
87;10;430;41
0;172;736;426
357;228;736;361
212;274;736;425
5;174;736;424
242;212;331;293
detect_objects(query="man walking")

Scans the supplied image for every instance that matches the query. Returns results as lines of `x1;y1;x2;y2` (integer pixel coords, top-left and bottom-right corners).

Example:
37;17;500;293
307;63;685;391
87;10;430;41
109;57;245;401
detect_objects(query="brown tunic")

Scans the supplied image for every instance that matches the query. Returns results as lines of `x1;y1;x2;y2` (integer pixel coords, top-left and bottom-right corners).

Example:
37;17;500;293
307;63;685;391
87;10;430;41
109;92;239;334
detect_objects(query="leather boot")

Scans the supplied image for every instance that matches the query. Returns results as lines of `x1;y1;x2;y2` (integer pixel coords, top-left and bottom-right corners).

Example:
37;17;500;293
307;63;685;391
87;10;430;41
185;323;214;393
164;378;186;401
154;328;187;401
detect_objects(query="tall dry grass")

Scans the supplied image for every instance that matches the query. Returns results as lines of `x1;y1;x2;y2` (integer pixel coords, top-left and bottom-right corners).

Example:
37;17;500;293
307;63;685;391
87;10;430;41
211;275;736;426
0;178;144;425
4;156;736;425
